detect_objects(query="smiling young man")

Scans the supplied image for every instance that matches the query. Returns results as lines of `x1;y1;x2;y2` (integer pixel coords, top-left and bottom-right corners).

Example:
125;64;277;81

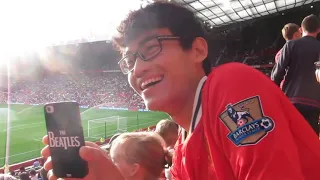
112;2;320;180
41;2;320;180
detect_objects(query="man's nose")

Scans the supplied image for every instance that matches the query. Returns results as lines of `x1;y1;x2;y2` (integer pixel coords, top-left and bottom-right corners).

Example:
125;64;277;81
133;57;151;77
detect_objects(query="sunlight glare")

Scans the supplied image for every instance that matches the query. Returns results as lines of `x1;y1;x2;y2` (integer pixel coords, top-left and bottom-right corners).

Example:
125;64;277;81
0;0;143;59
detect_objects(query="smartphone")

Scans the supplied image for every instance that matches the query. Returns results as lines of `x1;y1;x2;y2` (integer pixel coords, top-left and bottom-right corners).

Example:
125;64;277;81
44;102;88;178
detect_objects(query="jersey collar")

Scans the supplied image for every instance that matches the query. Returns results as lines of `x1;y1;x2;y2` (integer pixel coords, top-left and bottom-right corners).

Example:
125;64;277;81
189;76;207;134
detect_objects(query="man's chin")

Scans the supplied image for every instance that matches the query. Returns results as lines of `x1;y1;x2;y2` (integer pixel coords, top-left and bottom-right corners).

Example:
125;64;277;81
145;103;159;112
144;100;165;112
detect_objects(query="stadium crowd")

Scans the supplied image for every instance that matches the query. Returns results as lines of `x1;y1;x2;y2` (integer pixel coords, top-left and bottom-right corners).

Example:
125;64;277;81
0;159;46;180
1;1;320;179
0;72;146;109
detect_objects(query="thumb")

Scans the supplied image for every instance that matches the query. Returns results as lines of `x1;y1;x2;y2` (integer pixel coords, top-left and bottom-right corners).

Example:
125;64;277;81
79;146;108;161
79;146;125;180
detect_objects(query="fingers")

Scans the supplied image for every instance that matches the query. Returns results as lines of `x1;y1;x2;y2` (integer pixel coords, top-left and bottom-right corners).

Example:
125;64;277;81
42;138;107;180
41;139;96;158
79;146;107;161
79;141;105;161
79;146;124;180
85;141;101;148
41;140;100;165
47;170;58;180
44;156;52;171
41;145;50;158
43;135;48;145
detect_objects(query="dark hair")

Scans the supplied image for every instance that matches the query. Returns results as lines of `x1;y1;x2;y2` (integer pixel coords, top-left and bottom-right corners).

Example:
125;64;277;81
29;169;36;176
19;166;25;171
112;2;212;75
301;14;320;33
39;168;48;180
281;23;300;40
10;171;15;176
19;172;31;180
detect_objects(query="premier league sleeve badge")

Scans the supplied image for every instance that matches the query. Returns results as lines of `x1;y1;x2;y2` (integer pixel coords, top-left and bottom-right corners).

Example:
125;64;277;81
219;96;275;146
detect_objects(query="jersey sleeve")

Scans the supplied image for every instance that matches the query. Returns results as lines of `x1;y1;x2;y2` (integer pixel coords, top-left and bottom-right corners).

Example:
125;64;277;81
202;63;310;180
271;42;291;86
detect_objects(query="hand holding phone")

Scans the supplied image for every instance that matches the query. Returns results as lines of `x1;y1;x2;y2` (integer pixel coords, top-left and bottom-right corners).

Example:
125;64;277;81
44;102;88;178
41;137;125;180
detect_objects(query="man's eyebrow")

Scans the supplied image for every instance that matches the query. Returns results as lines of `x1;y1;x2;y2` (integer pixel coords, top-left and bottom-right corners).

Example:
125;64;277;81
123;34;159;56
138;34;159;46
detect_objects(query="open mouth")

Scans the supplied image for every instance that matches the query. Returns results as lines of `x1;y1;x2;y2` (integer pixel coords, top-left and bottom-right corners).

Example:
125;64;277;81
141;76;163;90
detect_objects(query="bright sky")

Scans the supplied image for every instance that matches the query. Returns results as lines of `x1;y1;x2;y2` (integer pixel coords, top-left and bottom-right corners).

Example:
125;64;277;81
0;0;144;58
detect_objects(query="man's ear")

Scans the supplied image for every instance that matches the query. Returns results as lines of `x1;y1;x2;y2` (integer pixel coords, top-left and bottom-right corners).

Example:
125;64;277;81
191;37;208;64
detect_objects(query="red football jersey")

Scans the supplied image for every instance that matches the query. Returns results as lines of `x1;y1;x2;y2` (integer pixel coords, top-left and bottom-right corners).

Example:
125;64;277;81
171;63;320;180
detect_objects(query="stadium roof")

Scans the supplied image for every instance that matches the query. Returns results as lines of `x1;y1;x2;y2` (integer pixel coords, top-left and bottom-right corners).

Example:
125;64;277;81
173;0;320;27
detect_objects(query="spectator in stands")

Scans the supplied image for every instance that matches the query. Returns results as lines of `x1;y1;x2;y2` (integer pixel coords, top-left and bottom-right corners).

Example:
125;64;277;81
29;169;37;180
18;166;26;175
0;173;17;180
39;168;48;180
0;73;145;109
109;132;166;180
155;119;178;150
155;119;178;180
19;172;31;180
274;23;301;88
33;159;40;169
271;14;320;135
281;23;302;42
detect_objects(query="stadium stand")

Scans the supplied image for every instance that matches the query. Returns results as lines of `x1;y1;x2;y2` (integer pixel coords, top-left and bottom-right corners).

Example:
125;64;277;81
0;72;145;109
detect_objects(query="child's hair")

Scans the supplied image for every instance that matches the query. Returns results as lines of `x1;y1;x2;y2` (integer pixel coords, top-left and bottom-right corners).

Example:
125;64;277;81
110;132;167;179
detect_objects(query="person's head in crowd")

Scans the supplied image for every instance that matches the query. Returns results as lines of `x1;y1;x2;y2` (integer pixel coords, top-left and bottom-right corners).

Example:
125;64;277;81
39;167;48;180
301;14;320;37
155;119;179;149
19;172;31;180
29;169;37;177
110;132;166;180
281;23;301;41
33;159;40;167
113;2;210;125
0;173;17;180
19;166;25;172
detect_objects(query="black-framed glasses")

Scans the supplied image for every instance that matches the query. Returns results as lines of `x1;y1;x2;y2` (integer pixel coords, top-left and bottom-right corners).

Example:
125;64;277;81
118;35;180;74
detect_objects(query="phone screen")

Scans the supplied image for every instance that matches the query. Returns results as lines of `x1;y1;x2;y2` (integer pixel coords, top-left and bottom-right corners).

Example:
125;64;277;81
44;102;88;178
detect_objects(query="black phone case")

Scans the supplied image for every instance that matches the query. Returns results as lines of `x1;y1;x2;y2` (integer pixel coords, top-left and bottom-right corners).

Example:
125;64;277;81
44;102;88;178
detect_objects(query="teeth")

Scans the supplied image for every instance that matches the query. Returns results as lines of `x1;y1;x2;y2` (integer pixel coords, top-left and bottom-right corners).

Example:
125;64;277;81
141;77;162;89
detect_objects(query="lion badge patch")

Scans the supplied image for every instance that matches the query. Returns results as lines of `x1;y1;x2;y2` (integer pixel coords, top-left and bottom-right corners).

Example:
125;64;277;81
219;96;275;146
